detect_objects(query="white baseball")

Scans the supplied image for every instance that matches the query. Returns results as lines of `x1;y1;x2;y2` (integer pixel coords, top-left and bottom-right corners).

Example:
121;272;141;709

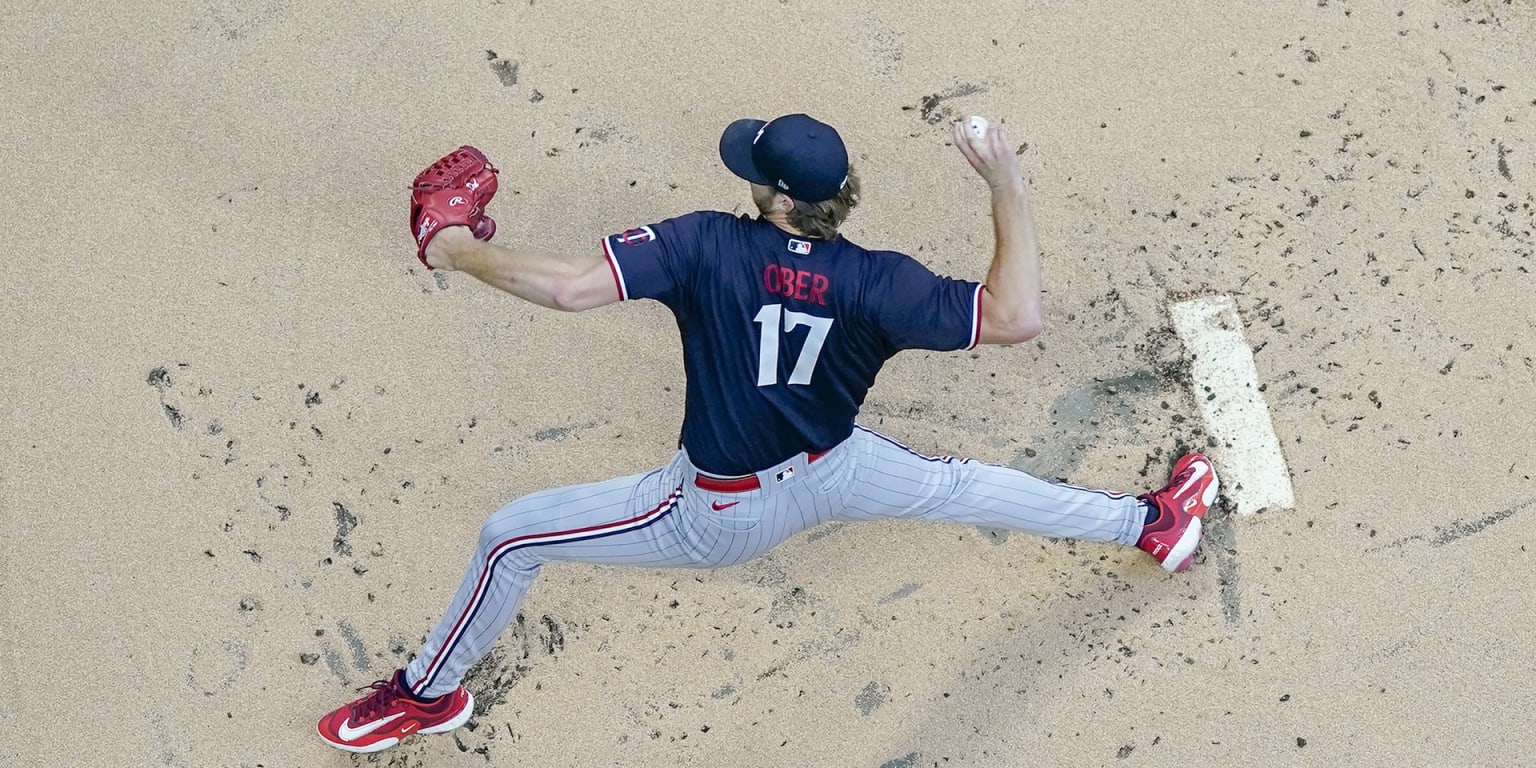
967;115;989;140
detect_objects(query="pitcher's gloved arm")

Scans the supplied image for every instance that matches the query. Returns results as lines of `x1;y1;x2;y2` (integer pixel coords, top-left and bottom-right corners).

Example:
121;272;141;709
426;228;621;312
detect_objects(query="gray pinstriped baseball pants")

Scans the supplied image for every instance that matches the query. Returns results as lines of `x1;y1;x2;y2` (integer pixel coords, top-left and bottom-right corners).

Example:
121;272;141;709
404;425;1146;698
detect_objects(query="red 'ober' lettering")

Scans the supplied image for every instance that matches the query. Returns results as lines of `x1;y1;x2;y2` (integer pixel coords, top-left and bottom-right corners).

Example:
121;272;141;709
762;266;829;305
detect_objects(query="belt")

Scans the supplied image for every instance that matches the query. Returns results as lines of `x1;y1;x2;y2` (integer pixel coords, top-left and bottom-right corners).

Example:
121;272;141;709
693;450;828;493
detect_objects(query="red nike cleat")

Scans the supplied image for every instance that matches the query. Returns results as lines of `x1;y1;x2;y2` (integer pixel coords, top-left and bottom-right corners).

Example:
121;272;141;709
317;669;473;753
1137;453;1220;573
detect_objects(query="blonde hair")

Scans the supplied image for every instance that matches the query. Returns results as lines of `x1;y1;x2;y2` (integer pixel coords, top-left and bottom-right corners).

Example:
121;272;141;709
787;166;861;240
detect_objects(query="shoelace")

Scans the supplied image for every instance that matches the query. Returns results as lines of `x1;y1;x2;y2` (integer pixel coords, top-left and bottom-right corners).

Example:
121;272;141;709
351;677;404;721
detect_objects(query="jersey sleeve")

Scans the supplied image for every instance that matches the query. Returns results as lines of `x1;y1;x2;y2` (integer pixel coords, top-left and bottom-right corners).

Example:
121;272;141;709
871;253;984;352
601;212;707;305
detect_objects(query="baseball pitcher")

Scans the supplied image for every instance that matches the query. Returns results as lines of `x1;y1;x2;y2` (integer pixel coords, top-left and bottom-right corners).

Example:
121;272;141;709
316;114;1219;753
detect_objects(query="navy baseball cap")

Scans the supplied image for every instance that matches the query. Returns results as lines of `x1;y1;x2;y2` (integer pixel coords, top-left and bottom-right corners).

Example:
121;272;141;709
719;113;849;203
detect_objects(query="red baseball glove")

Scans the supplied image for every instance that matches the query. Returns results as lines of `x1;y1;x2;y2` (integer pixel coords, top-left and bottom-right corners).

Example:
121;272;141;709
409;146;500;268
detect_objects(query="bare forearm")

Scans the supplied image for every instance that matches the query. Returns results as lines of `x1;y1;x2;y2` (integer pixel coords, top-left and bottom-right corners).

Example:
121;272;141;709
441;239;576;309
952;118;1042;345
983;181;1043;339
425;228;618;311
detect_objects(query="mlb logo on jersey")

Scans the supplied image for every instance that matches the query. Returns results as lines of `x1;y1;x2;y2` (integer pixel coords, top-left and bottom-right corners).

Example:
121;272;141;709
617;226;656;246
788;239;812;255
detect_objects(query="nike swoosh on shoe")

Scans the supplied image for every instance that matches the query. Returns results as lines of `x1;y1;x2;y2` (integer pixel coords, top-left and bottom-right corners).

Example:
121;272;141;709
336;712;404;742
1173;461;1209;499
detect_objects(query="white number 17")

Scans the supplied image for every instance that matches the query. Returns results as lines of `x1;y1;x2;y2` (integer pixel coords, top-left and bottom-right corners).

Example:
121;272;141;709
753;303;833;386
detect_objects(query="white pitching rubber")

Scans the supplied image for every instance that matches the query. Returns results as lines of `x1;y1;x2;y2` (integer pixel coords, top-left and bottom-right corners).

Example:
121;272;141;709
1169;296;1296;516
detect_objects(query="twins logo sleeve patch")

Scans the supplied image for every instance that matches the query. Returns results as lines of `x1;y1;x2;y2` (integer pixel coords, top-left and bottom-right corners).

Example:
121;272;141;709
602;226;662;301
616;226;656;246
602;215;713;305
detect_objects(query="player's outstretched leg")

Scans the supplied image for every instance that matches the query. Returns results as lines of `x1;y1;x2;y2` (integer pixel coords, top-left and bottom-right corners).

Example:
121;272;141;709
834;426;1220;571
835;426;1147;544
316;669;473;753
315;449;825;752
1135;452;1219;572
316;465;682;753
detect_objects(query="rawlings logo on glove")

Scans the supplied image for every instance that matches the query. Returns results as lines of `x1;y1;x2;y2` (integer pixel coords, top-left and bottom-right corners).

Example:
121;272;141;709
409;146;500;268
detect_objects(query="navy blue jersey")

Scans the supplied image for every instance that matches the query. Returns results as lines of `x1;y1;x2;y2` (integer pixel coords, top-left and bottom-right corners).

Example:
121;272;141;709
603;211;981;476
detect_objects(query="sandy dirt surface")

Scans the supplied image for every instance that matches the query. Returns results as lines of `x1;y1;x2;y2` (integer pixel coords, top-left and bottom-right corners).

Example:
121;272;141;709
3;1;1534;766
